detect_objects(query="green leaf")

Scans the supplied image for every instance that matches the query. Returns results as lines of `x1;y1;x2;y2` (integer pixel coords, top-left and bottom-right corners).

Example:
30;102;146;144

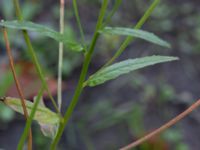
0;20;83;52
0;97;59;138
100;27;171;48
85;56;178;87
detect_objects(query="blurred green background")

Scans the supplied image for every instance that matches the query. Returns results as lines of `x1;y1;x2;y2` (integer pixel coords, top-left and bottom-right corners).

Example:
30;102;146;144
0;0;200;150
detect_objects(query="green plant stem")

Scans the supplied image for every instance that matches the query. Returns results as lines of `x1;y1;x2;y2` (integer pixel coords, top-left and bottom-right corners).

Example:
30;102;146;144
104;0;160;67
17;86;45;150
103;0;122;26
58;0;65;111
50;1;109;149
72;0;86;46
13;0;23;21
13;0;60;114
22;32;60;113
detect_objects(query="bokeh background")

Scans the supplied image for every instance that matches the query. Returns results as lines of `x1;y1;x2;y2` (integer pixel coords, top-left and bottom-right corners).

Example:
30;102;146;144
0;0;200;150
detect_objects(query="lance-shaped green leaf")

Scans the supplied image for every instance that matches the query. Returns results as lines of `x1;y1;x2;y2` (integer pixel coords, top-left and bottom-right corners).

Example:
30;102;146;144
0;20;83;52
85;56;178;87
99;27;171;48
0;97;59;138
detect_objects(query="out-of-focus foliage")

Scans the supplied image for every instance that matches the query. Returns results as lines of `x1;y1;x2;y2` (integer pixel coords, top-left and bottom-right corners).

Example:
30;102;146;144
0;103;15;123
0;0;200;149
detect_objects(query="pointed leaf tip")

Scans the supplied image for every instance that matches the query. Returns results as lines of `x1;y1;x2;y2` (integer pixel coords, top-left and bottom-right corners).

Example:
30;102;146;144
85;55;178;87
100;27;171;48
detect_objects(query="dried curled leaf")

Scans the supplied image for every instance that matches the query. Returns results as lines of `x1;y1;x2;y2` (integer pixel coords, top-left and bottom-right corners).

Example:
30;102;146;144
0;97;59;138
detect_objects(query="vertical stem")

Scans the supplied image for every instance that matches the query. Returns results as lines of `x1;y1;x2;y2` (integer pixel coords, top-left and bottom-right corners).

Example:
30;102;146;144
13;0;23;21
58;0;65;111
13;0;60;114
50;1;109;149
72;0;86;45
103;0;122;26
22;32;60;114
18;86;45;150
2;27;32;150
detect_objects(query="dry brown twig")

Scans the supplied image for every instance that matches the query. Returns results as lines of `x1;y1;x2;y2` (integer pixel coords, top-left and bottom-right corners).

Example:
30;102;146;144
2;27;33;150
120;99;200;150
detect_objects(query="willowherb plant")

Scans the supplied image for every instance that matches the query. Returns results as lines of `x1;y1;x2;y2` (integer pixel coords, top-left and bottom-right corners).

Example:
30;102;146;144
0;0;199;150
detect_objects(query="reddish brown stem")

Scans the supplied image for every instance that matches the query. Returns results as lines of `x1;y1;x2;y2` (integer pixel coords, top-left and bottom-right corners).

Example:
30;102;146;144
2;27;32;150
120;99;200;150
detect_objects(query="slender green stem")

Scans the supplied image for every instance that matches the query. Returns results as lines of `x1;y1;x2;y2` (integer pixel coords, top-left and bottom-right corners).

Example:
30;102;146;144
58;0;65;111
72;0;86;45
103;0;122;26
134;0;160;29
103;0;160;67
50;1;109;149
22;32;60;114
13;0;60;114
17;86;45;150
13;0;23;21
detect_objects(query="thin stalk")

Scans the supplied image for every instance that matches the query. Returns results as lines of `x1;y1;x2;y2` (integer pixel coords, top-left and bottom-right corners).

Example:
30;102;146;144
50;1;109;149
120;99;200;150
72;0;86;45
13;0;60;114
17;86;45;150
58;0;65;111
22;32;61;114
104;0;160;67
2;27;32;150
103;0;122;26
